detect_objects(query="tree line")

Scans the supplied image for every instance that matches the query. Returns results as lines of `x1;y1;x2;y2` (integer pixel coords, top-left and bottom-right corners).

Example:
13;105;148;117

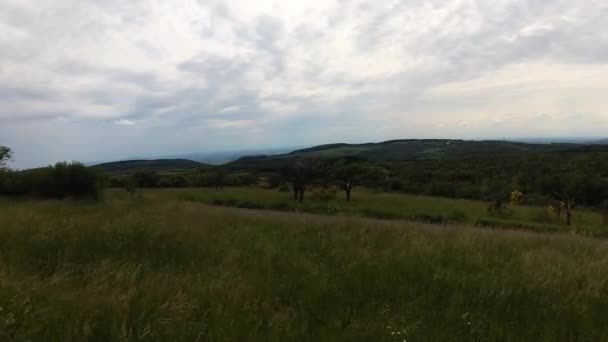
2;144;607;220
1;146;104;199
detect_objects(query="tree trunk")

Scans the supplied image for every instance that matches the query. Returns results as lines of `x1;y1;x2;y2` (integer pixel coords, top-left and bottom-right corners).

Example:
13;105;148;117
298;189;304;203
293;187;298;201
565;200;573;226
346;189;351;201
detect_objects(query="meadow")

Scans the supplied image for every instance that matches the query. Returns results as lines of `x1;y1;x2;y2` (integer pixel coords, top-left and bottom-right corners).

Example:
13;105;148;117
157;187;607;236
2;191;608;341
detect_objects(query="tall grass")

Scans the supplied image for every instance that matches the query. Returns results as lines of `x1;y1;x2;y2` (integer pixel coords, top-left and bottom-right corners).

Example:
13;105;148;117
1;197;608;341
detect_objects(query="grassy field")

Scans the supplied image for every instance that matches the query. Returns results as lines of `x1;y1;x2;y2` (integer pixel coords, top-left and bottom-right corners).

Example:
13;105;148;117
125;187;608;236
2;194;608;341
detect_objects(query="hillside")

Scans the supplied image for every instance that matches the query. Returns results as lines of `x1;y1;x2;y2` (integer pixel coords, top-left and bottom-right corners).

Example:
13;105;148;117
228;139;598;169
93;159;207;174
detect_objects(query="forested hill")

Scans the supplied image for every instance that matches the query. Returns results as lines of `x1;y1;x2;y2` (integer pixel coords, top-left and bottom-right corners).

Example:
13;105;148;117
93;159;208;174
227;139;607;169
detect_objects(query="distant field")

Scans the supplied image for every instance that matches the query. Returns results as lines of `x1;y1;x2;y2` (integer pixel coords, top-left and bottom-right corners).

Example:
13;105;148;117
2;196;608;341
118;187;608;236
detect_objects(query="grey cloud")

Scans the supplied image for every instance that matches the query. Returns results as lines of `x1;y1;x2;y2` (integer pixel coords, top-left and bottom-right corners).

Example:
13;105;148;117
0;86;55;102
2;0;608;168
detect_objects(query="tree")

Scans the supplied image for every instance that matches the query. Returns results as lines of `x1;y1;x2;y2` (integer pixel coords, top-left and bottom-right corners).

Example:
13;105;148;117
214;168;226;191
282;158;316;202
0;146;13;169
332;163;363;201
483;179;512;217
602;200;608;226
131;170;160;188
550;175;584;226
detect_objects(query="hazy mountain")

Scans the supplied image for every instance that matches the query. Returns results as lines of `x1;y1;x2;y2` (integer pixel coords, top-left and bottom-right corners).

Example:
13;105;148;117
160;147;299;165
93;159;208;174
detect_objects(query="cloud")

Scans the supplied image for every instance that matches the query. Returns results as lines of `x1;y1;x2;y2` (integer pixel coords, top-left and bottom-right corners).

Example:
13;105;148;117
219;106;241;113
114;119;136;126
2;0;608;168
204;119;257;129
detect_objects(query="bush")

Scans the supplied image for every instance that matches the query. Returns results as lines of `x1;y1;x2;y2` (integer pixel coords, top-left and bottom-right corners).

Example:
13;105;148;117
601;201;608;226
310;186;338;201
448;210;468;223
427;181;456;198
159;175;190;188
0;162;105;199
270;202;291;211
387;178;405;191
237;200;263;209
131;170;160;188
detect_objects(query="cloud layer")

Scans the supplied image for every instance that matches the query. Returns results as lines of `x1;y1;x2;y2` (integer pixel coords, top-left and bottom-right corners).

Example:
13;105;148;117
1;0;608;167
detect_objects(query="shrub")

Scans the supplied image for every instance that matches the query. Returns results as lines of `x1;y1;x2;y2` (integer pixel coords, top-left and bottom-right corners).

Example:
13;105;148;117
387;178;405;191
310;186;338;201
270;202;291;211
131;170;160;188
159;175;190;188
0;162;105;199
448;210;468;223
427;181;456;198
237;200;263;209
601;200;608;226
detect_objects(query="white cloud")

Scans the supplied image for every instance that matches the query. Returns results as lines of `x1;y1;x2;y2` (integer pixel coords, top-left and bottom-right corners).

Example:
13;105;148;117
205;119;257;129
114;119;135;126
219;106;241;113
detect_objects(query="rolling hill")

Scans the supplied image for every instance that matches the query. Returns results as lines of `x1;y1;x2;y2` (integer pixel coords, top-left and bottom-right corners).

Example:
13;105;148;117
227;139;603;169
93;159;208;174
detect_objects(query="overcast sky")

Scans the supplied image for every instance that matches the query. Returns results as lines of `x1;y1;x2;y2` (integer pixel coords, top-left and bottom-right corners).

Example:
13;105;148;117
2;0;608;168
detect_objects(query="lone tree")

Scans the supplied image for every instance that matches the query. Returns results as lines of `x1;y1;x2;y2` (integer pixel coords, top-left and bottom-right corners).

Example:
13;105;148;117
332;162;363;201
283;158;316;202
550;175;584;226
214;168;226;191
0;145;13;169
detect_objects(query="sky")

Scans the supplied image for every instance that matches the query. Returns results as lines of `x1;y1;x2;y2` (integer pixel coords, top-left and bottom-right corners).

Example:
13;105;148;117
1;0;608;168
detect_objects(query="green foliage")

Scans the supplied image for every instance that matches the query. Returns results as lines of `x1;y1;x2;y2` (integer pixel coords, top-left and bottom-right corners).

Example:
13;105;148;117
159;175;190;188
310;186;338;201
0;145;12;168
171;187;607;236
131;170;160;188
0;162;105;199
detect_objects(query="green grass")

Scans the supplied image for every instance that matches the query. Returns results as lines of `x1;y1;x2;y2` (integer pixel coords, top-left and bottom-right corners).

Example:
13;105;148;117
2;195;608;341
133;187;607;236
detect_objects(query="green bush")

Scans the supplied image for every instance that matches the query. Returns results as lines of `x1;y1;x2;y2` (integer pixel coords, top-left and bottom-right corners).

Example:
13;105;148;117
310;186;338;201
131;170;160;188
237;200;263;209
0;162;105;199
448;210;468;223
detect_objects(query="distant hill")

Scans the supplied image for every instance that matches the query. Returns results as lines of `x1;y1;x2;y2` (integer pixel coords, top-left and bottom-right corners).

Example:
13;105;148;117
593;139;608;144
92;159;208;174
162;147;299;165
228;139;606;169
